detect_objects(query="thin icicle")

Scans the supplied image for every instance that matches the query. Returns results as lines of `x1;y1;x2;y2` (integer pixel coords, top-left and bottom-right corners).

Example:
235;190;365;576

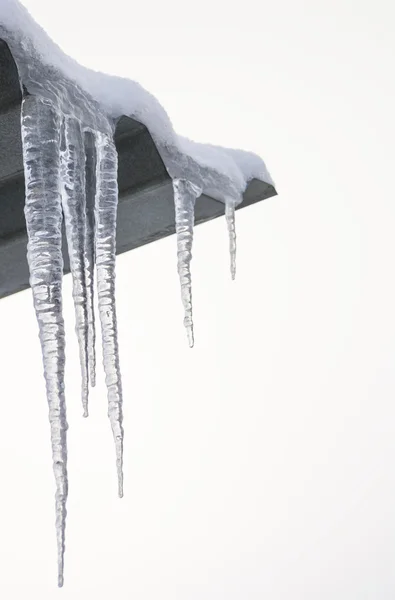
60;117;89;417
225;199;237;280
84;132;97;389
94;131;124;498
173;178;201;348
21;96;68;588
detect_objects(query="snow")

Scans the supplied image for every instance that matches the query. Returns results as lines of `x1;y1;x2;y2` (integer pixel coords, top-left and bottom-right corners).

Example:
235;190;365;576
0;0;274;201
0;0;274;587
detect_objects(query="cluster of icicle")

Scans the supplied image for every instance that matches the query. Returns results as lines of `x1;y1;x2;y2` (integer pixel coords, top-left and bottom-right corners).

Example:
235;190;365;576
22;95;237;587
22;95;123;587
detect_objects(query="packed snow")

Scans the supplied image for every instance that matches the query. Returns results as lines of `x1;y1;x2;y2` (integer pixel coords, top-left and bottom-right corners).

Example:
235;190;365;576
0;0;273;198
0;0;274;587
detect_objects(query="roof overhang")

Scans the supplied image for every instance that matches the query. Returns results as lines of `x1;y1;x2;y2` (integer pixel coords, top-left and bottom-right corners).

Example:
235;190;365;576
0;39;276;299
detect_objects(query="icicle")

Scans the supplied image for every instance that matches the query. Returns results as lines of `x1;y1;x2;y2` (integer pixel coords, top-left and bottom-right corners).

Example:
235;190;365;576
94;132;124;498
172;179;202;348
60;117;89;417
84;132;97;389
225;199;237;280
21;96;68;588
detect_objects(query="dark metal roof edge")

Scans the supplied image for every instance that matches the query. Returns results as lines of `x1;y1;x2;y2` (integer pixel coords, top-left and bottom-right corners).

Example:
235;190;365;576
0;177;276;300
0;36;277;300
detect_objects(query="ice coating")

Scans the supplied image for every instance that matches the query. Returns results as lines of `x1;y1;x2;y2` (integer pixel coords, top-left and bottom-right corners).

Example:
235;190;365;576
94;131;124;498
225;199;237;280
60;116;90;417
22;95;69;588
173;179;202;348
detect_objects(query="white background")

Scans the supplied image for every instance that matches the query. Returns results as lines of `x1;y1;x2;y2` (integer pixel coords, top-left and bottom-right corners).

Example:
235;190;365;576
0;0;395;597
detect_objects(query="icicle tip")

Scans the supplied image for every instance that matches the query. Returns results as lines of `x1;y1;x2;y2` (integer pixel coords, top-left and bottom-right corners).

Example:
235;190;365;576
58;568;64;588
118;476;124;499
187;327;194;348
231;266;236;281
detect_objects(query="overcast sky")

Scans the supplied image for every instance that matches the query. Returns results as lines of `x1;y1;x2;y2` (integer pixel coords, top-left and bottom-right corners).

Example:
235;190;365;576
0;0;395;598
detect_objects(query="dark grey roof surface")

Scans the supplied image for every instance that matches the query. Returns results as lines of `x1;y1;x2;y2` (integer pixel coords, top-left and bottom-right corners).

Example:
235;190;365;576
0;39;277;299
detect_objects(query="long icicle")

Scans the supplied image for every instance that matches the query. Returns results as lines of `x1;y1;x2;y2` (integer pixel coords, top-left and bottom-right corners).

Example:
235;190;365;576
60;117;89;416
84;131;97;389
22;96;68;588
225;199;237;280
94;131;124;498
173;178;202;348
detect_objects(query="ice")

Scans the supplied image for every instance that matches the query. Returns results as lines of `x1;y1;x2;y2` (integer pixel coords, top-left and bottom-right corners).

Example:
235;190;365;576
84;132;97;389
0;0;274;202
60;116;90;417
20;90;124;581
0;0;275;587
94;131;124;498
225;199;237;280
173;179;202;348
7;15;123;583
21;95;69;588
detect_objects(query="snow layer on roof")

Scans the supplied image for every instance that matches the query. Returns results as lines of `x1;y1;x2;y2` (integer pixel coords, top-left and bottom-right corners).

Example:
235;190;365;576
0;0;274;200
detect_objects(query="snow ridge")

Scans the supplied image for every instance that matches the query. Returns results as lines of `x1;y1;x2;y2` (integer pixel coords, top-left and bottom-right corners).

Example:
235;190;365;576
0;0;273;200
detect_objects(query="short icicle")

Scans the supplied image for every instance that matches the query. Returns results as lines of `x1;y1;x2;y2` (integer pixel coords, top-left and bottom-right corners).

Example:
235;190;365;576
21;96;68;588
94;131;124;498
60;116;90;417
225;198;237;280
84;132;97;389
173;178;202;348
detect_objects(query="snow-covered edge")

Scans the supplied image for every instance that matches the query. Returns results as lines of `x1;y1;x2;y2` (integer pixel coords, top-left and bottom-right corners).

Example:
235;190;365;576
0;0;274;200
